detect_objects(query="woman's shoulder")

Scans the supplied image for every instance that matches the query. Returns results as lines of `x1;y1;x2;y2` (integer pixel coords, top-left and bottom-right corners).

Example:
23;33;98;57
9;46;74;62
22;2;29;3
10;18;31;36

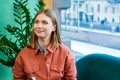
17;46;32;56
58;43;75;59
59;43;68;49
20;46;31;52
59;43;71;53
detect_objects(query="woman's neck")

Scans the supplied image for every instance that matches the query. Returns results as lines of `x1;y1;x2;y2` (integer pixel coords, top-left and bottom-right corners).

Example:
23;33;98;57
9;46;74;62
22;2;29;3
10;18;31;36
37;37;50;48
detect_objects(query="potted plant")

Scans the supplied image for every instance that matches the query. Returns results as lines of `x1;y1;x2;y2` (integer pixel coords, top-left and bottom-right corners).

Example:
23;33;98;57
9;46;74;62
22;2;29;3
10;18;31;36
0;0;45;67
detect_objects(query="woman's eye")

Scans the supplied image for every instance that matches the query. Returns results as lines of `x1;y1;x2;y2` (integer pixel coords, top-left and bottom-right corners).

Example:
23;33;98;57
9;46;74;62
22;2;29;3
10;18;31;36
42;20;48;24
34;20;39;24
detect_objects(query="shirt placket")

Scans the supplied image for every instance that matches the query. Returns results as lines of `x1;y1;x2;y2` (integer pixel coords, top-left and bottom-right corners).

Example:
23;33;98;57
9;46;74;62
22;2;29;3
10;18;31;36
45;50;52;80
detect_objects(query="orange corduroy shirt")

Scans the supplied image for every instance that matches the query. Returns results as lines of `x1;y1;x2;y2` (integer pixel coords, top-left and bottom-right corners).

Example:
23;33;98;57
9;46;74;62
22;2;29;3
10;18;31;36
12;43;77;80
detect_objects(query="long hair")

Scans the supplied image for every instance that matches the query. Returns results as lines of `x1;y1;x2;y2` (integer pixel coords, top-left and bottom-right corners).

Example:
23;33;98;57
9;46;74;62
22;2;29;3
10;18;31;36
27;9;62;49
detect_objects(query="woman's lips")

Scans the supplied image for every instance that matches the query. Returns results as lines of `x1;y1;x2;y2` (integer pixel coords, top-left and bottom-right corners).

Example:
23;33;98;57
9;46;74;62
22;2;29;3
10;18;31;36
36;29;44;33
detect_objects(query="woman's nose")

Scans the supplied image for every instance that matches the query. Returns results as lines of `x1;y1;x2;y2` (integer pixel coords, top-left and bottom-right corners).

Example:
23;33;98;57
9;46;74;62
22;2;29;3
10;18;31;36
38;23;42;28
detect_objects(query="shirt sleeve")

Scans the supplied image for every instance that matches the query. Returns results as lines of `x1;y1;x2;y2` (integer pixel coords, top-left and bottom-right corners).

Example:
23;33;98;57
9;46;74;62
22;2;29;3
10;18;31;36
12;53;27;80
63;50;77;80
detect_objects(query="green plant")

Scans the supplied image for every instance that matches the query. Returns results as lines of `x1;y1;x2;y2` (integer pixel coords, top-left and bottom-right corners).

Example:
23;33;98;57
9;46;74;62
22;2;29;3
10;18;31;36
0;0;45;67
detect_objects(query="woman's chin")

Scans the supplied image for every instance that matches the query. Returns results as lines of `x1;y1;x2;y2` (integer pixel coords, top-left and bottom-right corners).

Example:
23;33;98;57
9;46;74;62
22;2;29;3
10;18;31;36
37;35;45;38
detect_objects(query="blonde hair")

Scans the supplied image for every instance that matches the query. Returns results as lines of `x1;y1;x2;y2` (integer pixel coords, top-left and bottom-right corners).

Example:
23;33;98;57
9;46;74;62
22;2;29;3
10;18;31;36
27;9;62;49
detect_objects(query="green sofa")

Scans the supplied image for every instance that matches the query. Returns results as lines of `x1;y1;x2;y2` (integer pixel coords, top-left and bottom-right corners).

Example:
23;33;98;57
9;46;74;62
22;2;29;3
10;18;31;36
76;54;120;80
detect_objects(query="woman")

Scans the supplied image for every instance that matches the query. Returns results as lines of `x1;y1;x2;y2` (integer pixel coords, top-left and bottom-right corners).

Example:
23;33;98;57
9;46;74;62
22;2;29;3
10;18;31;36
12;9;77;80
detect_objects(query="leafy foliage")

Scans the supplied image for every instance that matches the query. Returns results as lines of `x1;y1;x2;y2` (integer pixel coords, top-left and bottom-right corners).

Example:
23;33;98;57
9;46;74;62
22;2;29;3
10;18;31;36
0;0;45;67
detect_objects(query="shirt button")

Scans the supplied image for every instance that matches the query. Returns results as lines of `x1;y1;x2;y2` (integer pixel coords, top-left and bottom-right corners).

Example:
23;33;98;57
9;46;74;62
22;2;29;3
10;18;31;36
46;62;49;64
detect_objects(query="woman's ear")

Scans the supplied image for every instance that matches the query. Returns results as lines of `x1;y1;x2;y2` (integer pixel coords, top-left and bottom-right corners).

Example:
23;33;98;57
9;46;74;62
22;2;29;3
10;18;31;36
52;25;56;32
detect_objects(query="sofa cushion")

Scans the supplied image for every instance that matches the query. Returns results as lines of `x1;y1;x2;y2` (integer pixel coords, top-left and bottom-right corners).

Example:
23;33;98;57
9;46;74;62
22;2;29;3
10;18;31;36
76;54;120;80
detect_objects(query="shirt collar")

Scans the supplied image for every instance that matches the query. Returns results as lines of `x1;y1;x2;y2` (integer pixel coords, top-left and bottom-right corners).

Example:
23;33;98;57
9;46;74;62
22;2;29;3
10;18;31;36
34;43;39;55
34;42;54;55
46;43;54;53
37;41;44;53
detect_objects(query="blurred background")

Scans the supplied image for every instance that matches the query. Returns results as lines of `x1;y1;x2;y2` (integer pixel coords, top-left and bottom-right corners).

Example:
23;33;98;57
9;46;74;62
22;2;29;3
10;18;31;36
60;0;120;60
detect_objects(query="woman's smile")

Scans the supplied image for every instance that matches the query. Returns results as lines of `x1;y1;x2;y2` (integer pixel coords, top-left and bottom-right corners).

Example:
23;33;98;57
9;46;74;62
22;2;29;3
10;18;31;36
36;29;44;33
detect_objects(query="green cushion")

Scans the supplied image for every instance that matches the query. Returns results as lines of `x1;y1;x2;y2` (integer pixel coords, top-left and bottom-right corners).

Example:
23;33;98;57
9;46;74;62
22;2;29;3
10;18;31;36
76;54;120;80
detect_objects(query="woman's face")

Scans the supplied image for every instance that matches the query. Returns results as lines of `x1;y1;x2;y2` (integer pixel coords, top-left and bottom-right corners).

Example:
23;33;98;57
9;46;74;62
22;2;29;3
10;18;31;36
34;13;56;39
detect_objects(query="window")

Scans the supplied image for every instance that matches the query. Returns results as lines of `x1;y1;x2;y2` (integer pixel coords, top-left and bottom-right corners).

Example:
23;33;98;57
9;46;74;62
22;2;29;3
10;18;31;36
86;4;88;12
97;4;100;12
91;7;94;12
112;7;115;13
53;0;120;59
112;18;115;23
105;7;107;13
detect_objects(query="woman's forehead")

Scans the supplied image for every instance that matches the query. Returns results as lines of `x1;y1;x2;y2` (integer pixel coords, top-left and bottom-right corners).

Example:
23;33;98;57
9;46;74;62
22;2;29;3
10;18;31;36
35;13;51;21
